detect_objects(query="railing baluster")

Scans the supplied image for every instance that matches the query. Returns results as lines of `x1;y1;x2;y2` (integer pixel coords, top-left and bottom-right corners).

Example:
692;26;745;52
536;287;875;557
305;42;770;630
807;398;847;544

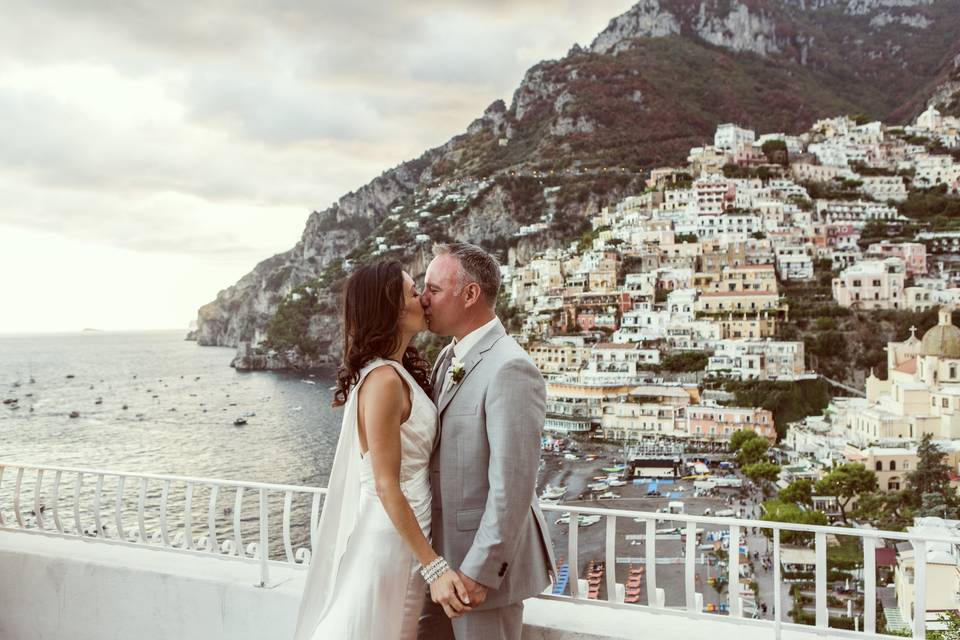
159;479;171;546
114;475;125;541
183;482;194;550
258;488;269;587
568;514;580;598
863;535;876;635
234;487;245;557
728;524;740;617
93;474;104;537
645;518;658;607
52;470;63;533
137;477;148;543
310;492;321;551
913;539;927;640
0;466;5;526
34;469;45;530
73;472;84;536
773;528;781;639
13;467;24;527
685;520;696;612
208;485;219;553
282;491;294;563
604;515;616;602
815;531;827;628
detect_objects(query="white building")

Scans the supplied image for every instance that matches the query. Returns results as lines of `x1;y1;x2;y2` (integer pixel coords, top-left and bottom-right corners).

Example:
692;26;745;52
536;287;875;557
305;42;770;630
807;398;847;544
706;339;807;381
832;258;906;310
714;124;756;153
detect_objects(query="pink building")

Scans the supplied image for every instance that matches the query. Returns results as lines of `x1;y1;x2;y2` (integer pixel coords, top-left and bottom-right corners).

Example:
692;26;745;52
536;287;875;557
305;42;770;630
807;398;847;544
685;405;776;442
866;241;927;275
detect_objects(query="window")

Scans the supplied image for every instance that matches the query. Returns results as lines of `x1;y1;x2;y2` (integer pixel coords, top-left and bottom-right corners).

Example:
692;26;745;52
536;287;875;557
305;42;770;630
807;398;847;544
944;398;950;408
853;279;862;287
875;461;882;471
873;279;881;286
889;461;896;471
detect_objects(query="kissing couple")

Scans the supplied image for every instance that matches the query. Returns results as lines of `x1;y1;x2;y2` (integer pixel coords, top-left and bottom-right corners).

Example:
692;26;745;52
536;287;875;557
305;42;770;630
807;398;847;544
293;242;555;640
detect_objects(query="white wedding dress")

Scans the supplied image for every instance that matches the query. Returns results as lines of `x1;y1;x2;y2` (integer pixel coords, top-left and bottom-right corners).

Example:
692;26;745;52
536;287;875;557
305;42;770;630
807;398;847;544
293;358;438;640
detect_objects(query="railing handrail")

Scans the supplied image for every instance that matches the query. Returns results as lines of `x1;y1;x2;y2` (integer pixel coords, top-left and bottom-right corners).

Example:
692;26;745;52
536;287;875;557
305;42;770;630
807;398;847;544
539;502;960;545
0;461;326;495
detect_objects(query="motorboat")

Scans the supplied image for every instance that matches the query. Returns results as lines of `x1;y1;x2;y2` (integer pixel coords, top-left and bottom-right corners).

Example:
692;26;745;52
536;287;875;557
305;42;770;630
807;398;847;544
607;479;627;487
554;514;602;527
587;482;608;491
597;492;621;500
541;484;567;500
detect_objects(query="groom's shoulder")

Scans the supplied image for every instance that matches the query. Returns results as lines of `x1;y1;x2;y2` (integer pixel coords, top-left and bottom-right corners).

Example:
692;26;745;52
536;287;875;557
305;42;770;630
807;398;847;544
489;334;538;372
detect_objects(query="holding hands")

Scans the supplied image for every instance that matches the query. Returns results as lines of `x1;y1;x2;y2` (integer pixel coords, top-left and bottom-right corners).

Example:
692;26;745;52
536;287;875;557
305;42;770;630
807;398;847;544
428;567;472;619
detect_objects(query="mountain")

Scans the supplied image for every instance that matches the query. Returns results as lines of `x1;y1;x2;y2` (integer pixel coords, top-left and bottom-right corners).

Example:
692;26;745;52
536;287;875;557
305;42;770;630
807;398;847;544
194;0;960;367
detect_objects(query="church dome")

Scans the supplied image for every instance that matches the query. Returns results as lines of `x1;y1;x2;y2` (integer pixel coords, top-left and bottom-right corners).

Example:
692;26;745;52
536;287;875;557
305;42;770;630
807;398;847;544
921;308;960;358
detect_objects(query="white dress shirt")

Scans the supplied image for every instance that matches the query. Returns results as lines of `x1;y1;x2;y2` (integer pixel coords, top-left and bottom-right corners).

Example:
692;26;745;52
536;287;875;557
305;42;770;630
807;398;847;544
441;316;501;398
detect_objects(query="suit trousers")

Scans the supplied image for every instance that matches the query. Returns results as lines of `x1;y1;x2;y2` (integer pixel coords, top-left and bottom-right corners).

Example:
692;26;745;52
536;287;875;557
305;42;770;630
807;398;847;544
418;598;523;640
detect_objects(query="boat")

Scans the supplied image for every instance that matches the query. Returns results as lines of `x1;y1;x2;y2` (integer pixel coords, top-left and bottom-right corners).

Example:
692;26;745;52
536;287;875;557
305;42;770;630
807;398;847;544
69;411;80;419
563;453;578;460
607;479;627;487
602;466;624;473
587;482;608;491
597;492;621;500
233;418;247;426
540;484;566;500
554;514;601;527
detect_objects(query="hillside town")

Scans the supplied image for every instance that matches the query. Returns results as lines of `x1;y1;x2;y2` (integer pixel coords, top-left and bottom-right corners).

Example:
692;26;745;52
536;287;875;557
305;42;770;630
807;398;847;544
488;108;960;631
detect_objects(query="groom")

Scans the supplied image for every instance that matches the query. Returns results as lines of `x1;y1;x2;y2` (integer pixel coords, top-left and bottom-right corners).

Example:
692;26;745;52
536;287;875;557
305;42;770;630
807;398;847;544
418;242;555;640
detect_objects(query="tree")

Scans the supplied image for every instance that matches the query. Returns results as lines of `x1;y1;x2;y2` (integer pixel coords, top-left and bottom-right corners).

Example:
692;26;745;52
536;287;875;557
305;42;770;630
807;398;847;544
907;434;952;505
761;500;828;545
921;491;949;518
814;464;878;525
851;490;915;532
729;429;761;454
779;478;814;507
743;462;780;484
737;437;770;466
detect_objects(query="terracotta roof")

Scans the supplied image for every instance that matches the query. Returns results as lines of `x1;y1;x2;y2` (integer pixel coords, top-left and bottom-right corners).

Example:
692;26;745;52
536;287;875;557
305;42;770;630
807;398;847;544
893;357;917;374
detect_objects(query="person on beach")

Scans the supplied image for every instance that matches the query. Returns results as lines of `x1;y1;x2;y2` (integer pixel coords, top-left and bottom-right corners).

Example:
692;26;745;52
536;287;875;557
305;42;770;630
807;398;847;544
417;242;555;640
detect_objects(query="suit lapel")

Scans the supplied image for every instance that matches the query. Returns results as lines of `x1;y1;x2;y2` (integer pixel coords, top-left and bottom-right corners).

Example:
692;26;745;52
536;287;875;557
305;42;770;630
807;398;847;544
431;343;454;404
437;323;507;416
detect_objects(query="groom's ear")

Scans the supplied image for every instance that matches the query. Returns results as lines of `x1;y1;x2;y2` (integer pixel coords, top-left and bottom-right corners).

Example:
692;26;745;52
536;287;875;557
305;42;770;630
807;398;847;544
462;282;482;308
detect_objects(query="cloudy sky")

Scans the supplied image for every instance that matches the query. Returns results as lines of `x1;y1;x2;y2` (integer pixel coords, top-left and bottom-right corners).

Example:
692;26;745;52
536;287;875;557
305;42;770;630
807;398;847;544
0;1;634;333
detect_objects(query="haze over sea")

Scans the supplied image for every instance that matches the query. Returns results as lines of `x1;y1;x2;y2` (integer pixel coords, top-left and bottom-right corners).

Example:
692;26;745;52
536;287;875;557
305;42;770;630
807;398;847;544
0;330;341;487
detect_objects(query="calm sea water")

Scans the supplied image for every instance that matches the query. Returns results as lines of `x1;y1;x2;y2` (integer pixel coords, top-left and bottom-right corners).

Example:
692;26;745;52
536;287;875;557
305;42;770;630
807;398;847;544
0;331;346;553
0;330;341;485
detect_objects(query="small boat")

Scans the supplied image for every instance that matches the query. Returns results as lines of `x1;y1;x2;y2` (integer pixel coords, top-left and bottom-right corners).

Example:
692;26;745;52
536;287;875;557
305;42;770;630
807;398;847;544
554;514;601;527
603;466;625;473
301;380;316;385
541;484;566;500
69;411;80;418
65;374;75;379
587;482;608;491
608;479;627;487
94;397;103;405
233;418;247;426
597;492;621;500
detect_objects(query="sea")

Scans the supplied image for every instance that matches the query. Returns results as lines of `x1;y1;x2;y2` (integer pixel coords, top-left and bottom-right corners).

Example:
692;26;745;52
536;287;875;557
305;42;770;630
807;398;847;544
0;330;342;552
0;330;341;483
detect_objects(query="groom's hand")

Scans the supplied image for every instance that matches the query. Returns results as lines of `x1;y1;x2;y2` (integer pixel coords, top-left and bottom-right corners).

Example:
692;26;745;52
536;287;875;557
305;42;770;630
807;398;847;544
457;571;488;606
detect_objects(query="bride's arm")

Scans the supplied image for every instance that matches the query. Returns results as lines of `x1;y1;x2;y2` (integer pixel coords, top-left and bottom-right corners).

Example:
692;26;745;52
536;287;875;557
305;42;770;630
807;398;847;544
359;367;471;618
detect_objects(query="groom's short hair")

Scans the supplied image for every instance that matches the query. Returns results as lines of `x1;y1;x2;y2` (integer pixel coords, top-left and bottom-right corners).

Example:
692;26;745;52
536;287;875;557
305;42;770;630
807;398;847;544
433;242;501;308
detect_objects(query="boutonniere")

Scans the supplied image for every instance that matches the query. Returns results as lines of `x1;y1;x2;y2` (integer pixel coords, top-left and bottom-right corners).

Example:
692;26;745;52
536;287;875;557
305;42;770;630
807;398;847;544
450;358;465;385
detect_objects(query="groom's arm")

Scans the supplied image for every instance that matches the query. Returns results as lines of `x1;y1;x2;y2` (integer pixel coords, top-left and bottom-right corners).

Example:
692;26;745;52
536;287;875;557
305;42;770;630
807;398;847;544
459;356;545;589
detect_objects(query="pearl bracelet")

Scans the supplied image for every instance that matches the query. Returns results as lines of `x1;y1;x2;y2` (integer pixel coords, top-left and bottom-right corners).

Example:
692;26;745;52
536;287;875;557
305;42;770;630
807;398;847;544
420;556;450;584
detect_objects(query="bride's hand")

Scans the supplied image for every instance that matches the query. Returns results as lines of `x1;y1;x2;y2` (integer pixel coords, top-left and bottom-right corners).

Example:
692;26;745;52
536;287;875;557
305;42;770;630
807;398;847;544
430;570;472;619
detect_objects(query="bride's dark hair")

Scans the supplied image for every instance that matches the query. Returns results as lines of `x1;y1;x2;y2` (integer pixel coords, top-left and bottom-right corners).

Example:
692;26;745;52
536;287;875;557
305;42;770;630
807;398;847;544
332;260;432;407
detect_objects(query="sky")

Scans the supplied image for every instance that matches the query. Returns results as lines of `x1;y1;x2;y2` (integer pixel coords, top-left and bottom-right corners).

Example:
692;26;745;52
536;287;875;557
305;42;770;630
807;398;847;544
0;0;635;334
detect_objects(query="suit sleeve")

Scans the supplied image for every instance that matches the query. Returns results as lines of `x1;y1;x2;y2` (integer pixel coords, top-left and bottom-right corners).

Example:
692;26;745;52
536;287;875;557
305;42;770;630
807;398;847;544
459;357;546;588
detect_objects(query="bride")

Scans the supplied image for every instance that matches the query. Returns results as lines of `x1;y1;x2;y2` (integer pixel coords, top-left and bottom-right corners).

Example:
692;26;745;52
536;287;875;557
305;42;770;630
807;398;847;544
293;260;470;640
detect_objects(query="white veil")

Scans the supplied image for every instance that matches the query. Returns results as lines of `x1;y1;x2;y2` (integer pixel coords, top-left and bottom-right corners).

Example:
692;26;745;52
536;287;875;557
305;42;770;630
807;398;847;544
292;360;384;640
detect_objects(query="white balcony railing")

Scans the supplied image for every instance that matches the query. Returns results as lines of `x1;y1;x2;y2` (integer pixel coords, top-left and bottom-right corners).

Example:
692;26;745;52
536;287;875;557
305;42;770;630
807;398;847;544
2;460;959;640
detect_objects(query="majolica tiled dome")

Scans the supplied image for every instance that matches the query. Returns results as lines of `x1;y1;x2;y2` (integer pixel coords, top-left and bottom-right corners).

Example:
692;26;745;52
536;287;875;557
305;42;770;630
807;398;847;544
921;309;960;358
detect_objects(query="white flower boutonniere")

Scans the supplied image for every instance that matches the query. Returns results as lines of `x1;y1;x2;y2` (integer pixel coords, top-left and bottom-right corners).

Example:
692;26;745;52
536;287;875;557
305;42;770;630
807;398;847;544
450;357;466;385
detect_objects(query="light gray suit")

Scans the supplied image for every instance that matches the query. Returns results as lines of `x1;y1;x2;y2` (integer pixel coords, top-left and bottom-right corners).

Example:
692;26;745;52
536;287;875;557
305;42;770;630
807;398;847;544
418;320;556;640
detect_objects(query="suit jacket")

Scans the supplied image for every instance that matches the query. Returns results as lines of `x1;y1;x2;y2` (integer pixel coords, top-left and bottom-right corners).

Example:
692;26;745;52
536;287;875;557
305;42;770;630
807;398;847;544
429;320;556;610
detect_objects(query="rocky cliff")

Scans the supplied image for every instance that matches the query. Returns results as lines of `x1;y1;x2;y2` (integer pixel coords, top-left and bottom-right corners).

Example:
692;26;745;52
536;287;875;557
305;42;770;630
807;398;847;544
197;0;960;368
